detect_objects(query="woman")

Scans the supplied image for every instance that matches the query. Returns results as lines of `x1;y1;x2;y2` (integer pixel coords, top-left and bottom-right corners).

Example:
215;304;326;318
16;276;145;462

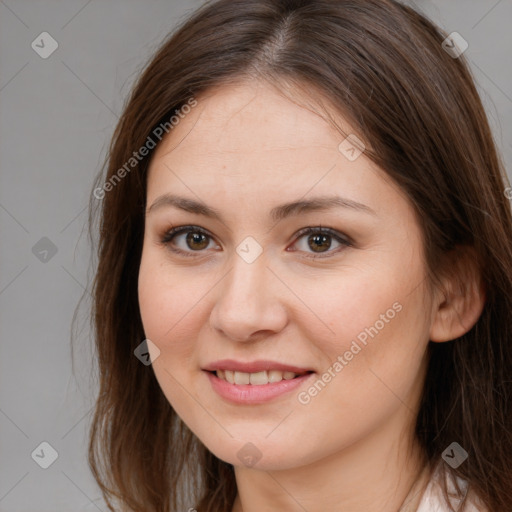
86;0;512;510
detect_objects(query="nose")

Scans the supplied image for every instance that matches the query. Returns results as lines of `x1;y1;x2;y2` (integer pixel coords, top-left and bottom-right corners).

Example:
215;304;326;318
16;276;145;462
209;249;288;342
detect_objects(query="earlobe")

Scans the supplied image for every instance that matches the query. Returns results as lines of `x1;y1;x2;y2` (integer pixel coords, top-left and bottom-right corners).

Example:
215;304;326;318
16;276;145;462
429;246;486;343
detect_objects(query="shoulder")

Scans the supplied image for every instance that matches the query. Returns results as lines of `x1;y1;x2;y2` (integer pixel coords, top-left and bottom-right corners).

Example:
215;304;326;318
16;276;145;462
416;461;488;512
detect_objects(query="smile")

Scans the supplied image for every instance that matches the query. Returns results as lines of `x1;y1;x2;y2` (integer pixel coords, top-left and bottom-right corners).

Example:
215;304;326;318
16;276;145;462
205;370;314;404
215;369;308;385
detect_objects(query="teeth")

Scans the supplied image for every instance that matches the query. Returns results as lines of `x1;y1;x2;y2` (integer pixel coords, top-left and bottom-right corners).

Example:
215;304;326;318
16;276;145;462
234;371;250;385
215;369;302;385
268;370;284;383
249;371;268;385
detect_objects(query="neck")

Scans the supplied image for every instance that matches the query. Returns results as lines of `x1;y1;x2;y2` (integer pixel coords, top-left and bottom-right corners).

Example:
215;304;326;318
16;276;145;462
231;409;428;512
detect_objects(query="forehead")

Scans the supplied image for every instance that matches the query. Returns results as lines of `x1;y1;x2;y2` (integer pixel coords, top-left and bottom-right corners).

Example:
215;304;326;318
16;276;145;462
145;80;409;226
150;80;357;163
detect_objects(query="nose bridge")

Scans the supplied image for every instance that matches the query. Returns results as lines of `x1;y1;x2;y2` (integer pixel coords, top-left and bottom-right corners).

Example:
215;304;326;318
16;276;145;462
222;248;269;312
210;245;286;340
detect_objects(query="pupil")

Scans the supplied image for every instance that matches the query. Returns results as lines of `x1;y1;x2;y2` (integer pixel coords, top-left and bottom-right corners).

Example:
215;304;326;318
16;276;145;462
309;234;330;253
187;232;208;250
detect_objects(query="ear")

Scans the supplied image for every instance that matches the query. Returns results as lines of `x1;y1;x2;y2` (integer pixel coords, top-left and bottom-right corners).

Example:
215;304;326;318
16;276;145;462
429;245;486;343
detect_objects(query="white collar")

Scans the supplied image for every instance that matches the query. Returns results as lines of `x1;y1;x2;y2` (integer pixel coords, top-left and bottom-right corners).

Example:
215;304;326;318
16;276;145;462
416;462;486;512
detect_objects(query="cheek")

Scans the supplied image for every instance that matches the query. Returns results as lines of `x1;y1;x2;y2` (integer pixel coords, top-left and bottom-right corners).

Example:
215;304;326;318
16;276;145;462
310;289;429;419
297;263;429;400
138;252;201;421
290;266;408;355
137;249;197;358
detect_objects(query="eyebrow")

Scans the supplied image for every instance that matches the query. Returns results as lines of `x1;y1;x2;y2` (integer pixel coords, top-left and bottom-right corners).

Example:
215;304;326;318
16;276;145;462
146;193;377;222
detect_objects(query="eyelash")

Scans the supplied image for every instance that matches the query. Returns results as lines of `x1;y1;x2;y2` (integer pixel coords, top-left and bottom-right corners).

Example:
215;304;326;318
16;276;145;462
159;225;352;259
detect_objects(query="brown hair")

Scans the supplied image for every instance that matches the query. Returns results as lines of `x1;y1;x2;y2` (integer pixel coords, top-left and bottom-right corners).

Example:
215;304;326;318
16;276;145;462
82;0;512;510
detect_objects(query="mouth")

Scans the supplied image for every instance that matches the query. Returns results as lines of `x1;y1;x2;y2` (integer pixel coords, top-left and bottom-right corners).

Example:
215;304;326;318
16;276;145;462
204;368;315;404
209;369;314;385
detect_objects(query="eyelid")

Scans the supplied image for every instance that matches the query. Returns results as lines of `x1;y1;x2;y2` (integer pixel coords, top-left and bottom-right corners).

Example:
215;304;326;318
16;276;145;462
159;224;352;258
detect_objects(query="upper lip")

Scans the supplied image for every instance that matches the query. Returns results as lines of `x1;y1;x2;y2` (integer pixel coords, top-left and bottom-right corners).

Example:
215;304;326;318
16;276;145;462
202;359;314;374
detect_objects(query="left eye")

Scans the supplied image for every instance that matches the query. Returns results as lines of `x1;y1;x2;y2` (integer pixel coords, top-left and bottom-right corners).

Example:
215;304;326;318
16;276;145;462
160;225;352;258
289;226;352;258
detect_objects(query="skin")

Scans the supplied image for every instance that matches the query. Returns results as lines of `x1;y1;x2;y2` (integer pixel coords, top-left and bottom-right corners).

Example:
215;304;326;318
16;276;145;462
137;80;485;512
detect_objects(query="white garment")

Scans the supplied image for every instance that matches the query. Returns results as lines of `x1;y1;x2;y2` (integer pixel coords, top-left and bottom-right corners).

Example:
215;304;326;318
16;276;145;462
416;463;487;512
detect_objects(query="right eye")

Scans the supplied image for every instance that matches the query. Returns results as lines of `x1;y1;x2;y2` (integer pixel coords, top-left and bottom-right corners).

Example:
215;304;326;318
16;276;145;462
160;225;219;257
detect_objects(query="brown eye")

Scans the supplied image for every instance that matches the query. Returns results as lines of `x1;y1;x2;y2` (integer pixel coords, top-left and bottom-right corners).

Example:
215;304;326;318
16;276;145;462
160;225;351;259
160;226;217;257
307;233;333;253
290;226;352;258
185;231;209;250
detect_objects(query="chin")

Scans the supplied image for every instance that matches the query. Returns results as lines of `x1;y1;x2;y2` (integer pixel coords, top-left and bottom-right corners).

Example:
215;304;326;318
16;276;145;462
198;434;315;471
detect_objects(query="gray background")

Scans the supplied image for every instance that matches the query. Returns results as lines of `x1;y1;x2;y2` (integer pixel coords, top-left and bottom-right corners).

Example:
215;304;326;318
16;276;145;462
1;1;511;511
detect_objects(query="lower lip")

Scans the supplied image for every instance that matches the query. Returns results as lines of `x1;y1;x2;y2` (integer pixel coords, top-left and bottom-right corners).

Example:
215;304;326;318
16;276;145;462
205;371;314;404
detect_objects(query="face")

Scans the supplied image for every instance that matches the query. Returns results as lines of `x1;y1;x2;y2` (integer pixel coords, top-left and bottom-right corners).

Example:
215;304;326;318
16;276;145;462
138;80;435;471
